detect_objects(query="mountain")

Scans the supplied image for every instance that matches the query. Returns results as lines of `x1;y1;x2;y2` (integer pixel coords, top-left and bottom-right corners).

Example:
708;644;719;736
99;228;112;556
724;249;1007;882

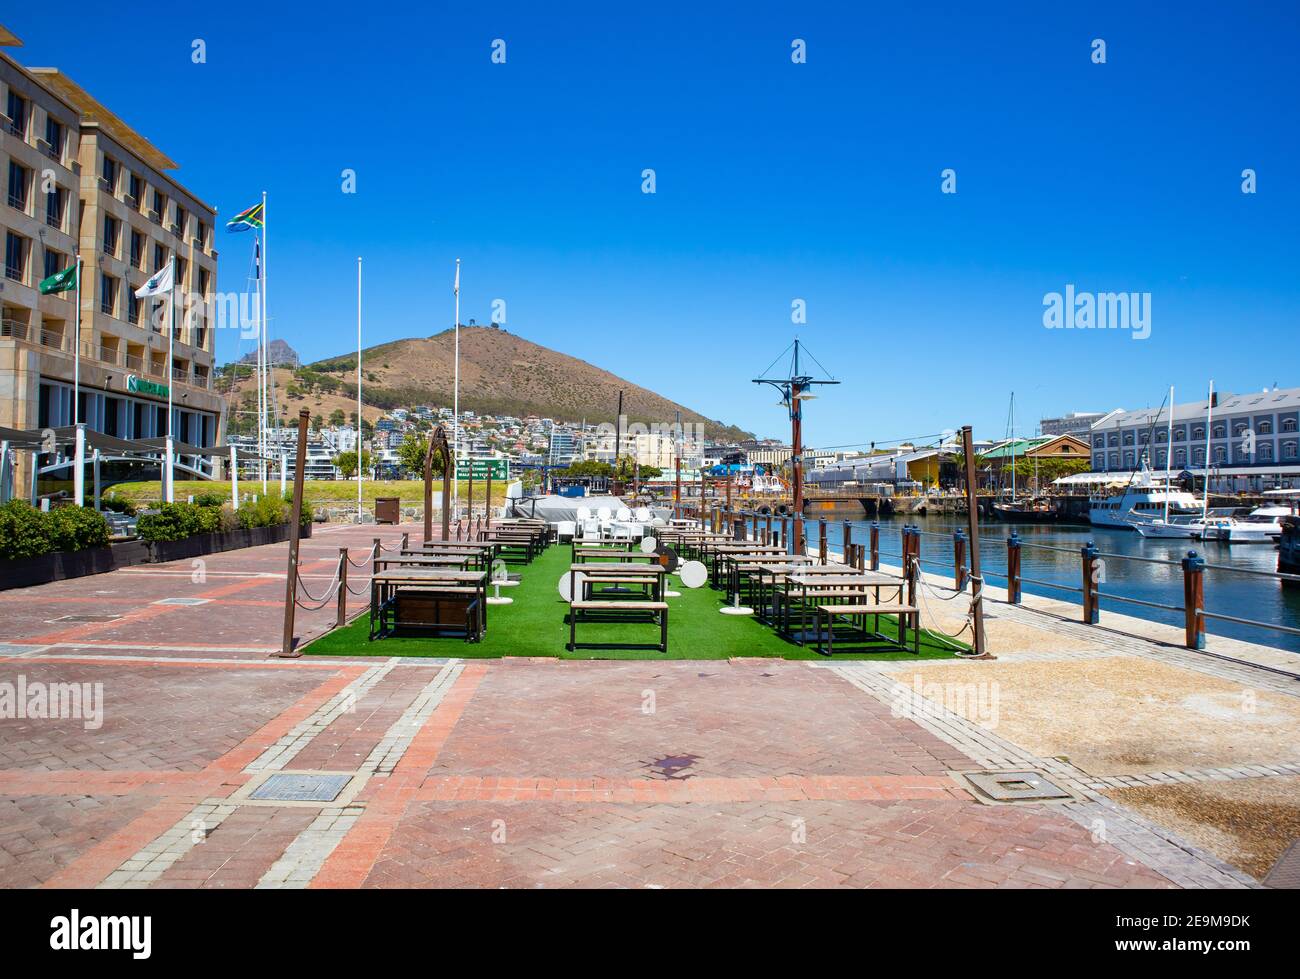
239;338;300;368
293;325;751;439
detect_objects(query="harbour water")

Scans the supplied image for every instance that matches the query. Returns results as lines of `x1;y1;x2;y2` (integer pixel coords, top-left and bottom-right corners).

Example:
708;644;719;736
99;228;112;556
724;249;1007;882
808;514;1300;653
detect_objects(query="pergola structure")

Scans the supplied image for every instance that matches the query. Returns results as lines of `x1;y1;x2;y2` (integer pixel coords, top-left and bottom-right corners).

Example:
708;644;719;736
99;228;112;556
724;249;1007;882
423;424;454;542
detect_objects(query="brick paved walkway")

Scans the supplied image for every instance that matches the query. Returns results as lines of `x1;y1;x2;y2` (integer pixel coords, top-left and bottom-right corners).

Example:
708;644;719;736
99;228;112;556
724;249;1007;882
0;522;1286;888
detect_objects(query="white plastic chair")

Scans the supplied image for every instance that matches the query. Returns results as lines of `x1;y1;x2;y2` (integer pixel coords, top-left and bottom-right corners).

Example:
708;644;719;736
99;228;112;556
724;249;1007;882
557;520;576;541
616;507;632;521
581;519;601;540
597;506;613;522
576;505;592;522
634;506;651;521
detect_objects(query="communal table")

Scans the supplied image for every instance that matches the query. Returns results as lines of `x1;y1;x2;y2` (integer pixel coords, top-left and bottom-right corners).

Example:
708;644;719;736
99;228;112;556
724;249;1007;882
569;562;665;602
370;568;487;640
775;570;903;644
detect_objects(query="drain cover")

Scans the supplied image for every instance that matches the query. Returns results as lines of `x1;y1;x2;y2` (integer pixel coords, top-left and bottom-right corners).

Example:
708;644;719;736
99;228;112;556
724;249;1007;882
1264;840;1300;889
250;773;352;802
51;614;120;623
153;597;211;606
958;770;1075;804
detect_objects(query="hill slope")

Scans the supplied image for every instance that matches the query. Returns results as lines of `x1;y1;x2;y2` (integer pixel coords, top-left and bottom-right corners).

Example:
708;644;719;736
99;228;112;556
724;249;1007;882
297;326;750;438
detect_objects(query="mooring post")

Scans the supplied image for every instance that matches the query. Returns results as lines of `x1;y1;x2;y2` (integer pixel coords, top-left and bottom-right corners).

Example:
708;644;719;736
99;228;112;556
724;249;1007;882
1007;532;1022;604
1081;541;1101;624
818;518;828;564
905;541;919;630
954;529;967;591
336;548;348;628
279;409;310;658
959;425;989;658
1182;550;1206;649
372;536;381;576
870;521;880;571
401;531;409;552
841;519;851;563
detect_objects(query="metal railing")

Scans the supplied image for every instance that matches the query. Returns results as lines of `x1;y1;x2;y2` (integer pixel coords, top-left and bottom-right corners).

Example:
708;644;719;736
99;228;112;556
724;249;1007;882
699;505;1300;662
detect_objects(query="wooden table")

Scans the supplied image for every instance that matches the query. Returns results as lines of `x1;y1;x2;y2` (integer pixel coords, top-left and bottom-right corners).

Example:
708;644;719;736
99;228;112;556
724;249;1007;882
569;562;665;602
370;568;487;639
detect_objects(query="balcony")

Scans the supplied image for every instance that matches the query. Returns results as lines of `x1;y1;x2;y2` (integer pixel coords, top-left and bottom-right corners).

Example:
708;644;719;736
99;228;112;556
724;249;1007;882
7;191;27;212
124;353;145;372
1;318;31;341
38;138;60;163
4;263;24;284
2;114;24;139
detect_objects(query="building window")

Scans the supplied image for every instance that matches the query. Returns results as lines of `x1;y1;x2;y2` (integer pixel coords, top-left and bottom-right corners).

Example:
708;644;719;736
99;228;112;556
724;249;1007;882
128;173;143;208
173;205;186;237
101;156;118;194
151;189;166;222
1193;448;1205;465
130;230;144;268
127;290;141;325
7;160;31;211
153;243;165;272
1284;442;1297;460
100;273;118;316
1174;448;1186;466
197;266;209;296
45;185;66;229
1213;424;1226;438
103;216;120;256
1123;432;1134;445
1259;420;1273;434
43;116;64;160
1260;443;1273;461
5;231;28;282
1192;426;1205;440
1283;419;1298;433
5;91;29;138
196;222;207;250
43;249;67;281
1214;445;1226;463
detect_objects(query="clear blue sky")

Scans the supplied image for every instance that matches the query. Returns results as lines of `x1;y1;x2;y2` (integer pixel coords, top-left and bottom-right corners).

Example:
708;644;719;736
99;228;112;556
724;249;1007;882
9;1;1298;446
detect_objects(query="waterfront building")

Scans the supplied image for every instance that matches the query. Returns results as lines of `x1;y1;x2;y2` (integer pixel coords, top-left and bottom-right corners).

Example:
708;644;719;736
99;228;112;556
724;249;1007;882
1089;387;1300;490
1040;411;1110;437
1;28;221;491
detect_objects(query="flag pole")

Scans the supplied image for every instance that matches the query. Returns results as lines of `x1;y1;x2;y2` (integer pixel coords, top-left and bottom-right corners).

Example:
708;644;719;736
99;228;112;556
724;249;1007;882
73;253;82;425
453;257;460;518
356;256;363;523
165;257;176;503
260;190;269;492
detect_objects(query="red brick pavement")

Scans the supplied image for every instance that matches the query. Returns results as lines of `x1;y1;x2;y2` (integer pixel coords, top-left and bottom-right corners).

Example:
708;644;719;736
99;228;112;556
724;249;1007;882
0;523;1188;889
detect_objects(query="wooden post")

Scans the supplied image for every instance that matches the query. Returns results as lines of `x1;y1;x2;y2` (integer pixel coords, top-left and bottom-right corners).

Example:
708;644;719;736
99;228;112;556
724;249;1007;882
279;409;309;657
818;518;828;564
1081;541;1100;624
373;536;381;576
401;531;409;552
1182;550;1206;649
870;521;880;571
336;549;348;628
1007;532;1022;604
959;425;989;657
842;520;851;563
954;530;968;591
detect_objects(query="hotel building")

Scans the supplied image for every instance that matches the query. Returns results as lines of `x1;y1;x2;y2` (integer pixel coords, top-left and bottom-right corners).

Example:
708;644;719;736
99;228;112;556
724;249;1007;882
1;25;222;492
1089;388;1300;489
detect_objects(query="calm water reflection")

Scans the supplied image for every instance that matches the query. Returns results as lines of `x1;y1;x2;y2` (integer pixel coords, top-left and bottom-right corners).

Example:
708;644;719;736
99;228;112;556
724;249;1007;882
802;513;1300;653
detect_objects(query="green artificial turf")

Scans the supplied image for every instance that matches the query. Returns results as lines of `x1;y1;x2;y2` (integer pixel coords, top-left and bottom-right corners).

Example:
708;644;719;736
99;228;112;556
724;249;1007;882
305;543;964;661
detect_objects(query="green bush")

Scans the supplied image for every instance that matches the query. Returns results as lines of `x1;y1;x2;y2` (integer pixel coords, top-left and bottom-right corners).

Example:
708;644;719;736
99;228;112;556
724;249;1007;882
136;502;205;542
46;506;111;553
98;496;137;516
237;495;287;529
0;502;110;558
192;491;227;508
0;500;53;559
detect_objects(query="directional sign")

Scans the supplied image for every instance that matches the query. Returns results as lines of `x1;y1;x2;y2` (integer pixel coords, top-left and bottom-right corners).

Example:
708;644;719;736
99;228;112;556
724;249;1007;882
456;458;509;480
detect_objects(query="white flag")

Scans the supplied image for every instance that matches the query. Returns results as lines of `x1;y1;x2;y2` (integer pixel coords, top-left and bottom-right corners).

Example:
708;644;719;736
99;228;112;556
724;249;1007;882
135;261;175;298
453;262;459;295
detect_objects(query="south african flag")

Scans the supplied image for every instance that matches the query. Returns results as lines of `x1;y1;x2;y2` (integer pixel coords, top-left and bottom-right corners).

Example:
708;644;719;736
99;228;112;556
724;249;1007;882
226;201;264;232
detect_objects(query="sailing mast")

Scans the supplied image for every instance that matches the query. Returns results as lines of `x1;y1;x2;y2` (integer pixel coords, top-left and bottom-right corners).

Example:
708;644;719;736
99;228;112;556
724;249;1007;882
1202;380;1214;525
1163;385;1174;522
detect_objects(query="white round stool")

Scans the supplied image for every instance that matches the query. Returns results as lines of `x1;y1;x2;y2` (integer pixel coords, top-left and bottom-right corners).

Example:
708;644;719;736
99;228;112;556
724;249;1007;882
487;578;519;605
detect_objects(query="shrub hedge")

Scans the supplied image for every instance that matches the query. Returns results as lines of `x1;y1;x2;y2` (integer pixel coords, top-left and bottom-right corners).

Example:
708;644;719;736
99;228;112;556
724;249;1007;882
0;501;111;560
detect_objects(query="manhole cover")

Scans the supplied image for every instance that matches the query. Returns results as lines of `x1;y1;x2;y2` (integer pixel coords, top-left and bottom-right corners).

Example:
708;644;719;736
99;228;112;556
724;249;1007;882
958;770;1075;804
1264;840;1300;889
153;597;211;606
50;614;121;623
250;773;352;803
644;754;700;780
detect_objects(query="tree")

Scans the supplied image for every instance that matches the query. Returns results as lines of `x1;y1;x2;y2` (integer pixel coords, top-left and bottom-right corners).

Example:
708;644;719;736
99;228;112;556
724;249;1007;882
311;414;324;430
397;433;428;477
333;450;373;479
564;460;612;478
329;408;346;427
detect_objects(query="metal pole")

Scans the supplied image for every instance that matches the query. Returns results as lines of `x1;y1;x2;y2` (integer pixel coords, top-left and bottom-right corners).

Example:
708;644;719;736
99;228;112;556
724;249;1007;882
356;256;363;523
165;258;176;503
452;258;460;514
73;424;85;507
73;254;82;424
486;466;493;528
92;448;101;509
279;409;309;657
960;425;989;657
230;445;239;510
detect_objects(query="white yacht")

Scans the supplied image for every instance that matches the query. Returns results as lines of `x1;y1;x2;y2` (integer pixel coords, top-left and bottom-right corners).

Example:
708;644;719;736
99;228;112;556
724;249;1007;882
1130;507;1242;539
1090;466;1202;529
1204;504;1296;544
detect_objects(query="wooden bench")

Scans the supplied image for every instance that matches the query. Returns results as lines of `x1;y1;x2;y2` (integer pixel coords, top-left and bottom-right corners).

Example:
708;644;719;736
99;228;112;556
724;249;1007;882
380;586;483;642
581;575;659;600
568;600;668;652
814;602;920;656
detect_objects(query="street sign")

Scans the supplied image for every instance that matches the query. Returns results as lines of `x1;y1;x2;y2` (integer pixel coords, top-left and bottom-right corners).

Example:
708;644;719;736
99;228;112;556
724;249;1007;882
456;458;509;480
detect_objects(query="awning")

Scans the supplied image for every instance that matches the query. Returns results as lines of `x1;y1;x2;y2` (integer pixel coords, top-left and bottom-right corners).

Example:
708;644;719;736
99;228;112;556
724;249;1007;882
1187;465;1300;477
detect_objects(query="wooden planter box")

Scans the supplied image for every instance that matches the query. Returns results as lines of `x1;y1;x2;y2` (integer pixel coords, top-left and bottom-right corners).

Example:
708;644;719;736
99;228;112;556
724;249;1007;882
0;521;311;591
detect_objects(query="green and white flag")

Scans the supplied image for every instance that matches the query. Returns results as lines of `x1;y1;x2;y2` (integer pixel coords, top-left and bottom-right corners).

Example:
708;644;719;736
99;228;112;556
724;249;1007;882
38;263;77;295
